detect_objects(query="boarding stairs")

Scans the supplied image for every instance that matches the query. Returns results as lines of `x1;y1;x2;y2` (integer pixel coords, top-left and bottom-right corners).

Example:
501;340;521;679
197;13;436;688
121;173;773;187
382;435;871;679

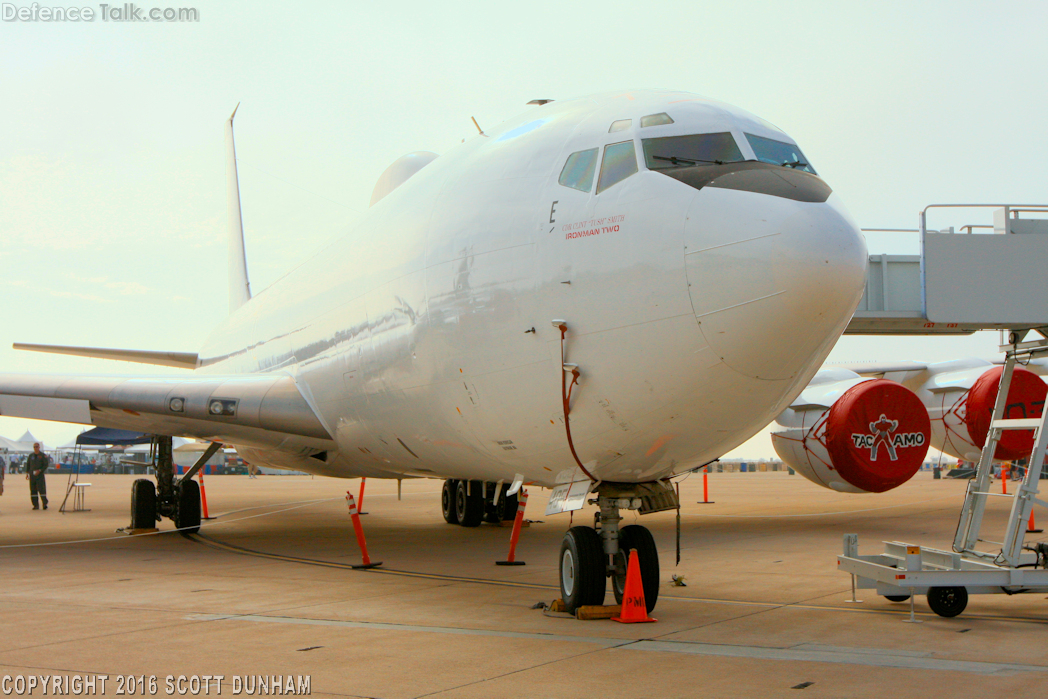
839;333;1048;617
953;332;1048;566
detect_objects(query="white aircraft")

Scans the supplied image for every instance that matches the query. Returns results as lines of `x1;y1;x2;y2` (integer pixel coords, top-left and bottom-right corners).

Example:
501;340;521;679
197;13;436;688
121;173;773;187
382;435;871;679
1;90;869;613
773;358;1048;492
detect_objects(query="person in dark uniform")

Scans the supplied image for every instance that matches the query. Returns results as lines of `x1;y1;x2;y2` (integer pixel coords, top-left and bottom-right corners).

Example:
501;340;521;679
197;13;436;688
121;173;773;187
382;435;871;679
25;443;50;510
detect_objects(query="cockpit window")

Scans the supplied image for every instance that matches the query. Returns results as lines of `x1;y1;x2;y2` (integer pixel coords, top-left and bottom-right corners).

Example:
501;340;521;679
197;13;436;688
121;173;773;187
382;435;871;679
745;133;816;174
640;112;674;127
558;148;598;192
596;141;638;194
641;133;744;170
609;119;632;133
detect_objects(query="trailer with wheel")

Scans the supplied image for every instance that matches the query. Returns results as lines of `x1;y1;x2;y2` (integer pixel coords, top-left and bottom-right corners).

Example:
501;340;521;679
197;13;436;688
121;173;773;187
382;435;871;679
839;333;1048;618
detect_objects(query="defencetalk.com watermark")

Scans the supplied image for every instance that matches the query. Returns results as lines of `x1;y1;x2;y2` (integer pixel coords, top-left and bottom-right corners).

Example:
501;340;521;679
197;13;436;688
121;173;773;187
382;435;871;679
2;3;199;21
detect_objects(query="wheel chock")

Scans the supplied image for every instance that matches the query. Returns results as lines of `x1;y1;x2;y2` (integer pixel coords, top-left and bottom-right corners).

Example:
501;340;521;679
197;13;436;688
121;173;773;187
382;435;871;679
547;598;567;613
575;605;621;621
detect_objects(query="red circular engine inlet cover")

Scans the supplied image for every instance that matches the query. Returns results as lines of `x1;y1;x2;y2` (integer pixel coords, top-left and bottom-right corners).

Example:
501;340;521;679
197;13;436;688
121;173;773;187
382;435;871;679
965;366;1047;461
825;379;931;493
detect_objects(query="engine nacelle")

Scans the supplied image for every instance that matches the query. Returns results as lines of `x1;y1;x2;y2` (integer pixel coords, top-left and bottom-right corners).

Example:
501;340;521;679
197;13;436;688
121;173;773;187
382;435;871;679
909;360;1047;462
772;371;931;493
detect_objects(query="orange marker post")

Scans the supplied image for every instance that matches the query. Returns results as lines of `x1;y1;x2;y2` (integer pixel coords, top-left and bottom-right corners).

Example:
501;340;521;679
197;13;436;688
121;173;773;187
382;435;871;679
346;491;382;569
697;465;715;504
496;488;528;566
1002;464;1008;495
198;468;212;520
357;477;368;515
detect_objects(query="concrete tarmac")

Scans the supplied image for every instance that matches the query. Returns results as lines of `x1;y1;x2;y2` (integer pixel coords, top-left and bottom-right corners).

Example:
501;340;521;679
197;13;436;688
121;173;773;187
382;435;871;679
1;470;1047;698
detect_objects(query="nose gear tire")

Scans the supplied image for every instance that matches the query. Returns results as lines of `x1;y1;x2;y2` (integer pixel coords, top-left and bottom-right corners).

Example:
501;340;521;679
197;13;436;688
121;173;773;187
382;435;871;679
559;526;606;613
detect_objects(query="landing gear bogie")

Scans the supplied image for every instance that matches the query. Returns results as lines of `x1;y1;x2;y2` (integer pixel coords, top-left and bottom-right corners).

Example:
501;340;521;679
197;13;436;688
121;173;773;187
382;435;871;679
455;480;484;527
127;435;202;534
441;479;517;526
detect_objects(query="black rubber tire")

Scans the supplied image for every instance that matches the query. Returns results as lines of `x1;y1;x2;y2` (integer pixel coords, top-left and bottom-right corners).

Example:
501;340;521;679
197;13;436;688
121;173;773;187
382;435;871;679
455;480;484;527
927;586;968;618
483;483;503;524
130;479;157;529
884;594;912;602
612;524;660;613
559;526;607;613
441;480;459;524
502;491;518;521
174;479;202;534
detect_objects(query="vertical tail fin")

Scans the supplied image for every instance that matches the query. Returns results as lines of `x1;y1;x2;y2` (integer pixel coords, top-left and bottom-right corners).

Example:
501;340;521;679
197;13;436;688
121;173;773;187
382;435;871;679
225;104;252;315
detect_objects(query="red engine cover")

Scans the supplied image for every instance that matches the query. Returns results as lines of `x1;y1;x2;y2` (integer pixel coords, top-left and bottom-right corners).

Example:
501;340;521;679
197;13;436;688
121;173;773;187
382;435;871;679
825;379;932;493
965;366;1047;461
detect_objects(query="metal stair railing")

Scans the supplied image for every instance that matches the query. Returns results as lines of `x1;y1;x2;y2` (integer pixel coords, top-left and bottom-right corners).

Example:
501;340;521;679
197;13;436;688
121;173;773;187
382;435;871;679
953;331;1048;564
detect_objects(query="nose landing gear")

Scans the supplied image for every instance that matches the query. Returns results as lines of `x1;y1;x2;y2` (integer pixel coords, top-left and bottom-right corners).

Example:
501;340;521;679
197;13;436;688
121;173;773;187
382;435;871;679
557;483;671;615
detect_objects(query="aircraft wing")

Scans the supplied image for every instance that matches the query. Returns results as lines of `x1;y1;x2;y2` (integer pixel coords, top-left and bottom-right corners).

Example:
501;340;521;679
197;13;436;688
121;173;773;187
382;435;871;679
826;361;929;377
0;372;335;453
13;343;199;369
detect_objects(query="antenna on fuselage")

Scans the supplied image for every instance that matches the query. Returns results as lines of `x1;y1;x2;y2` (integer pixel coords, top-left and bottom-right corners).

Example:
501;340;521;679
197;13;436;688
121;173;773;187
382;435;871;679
225;103;252;315
470;116;486;137
527;99;553;105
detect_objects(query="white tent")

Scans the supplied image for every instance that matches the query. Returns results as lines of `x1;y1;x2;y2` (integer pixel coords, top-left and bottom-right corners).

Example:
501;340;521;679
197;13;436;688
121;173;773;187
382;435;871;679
0;435;40;453
16;430;46;450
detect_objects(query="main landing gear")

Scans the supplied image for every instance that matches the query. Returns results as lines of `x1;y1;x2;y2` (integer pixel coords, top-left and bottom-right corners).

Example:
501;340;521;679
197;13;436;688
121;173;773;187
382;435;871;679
441;479;518;527
558;482;675;615
129;435;202;533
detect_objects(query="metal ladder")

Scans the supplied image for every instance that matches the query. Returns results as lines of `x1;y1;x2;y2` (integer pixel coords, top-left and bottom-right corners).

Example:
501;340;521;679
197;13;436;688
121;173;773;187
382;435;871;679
953;331;1048;566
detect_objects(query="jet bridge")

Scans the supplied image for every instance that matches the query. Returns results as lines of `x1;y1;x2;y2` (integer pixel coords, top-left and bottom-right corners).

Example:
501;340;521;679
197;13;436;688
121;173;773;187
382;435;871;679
846;205;1048;334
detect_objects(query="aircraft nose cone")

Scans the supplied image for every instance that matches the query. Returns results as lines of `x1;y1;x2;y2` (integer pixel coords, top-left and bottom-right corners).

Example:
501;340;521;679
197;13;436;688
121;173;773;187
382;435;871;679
684;190;867;381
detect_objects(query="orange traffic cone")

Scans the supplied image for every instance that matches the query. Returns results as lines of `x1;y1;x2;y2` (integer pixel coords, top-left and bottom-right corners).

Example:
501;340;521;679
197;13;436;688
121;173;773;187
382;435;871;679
1030;510;1043;534
612;549;656;624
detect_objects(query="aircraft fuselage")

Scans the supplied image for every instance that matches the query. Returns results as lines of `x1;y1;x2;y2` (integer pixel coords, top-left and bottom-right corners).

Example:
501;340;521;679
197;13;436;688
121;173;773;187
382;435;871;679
198;90;868;487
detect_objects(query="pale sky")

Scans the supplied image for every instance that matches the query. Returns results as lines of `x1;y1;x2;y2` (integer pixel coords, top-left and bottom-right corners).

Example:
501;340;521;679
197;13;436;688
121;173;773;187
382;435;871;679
1;0;1045;456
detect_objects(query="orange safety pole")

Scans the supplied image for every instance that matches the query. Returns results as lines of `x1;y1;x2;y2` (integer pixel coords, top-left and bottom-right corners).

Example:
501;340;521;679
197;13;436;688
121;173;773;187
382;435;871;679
357;477;368;515
198;468;212;520
697;465;715;504
496;488;528;566
1002;464;1008;495
346;491;381;569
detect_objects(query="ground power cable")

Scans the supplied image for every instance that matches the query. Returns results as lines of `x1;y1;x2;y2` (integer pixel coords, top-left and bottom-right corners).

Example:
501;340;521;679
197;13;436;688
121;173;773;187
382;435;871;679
0;496;345;549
